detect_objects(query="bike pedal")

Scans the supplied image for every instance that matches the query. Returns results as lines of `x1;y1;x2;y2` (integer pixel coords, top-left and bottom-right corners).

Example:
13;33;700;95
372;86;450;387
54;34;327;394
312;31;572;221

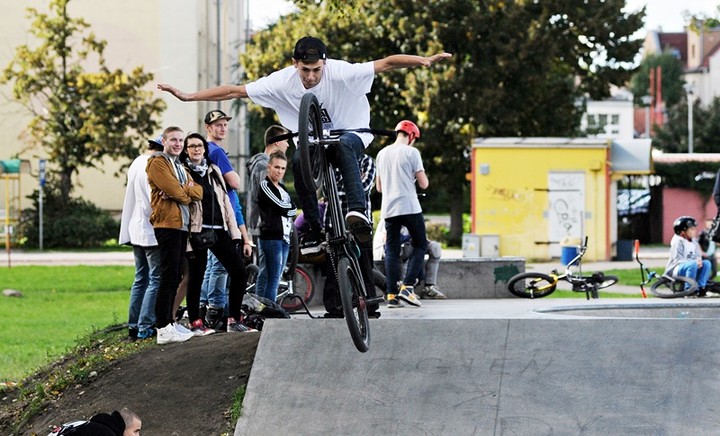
366;296;385;306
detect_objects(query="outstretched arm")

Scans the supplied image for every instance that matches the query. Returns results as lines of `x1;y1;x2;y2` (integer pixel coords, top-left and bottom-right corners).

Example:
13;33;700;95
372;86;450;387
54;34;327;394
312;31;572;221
156;83;248;102
374;53;452;74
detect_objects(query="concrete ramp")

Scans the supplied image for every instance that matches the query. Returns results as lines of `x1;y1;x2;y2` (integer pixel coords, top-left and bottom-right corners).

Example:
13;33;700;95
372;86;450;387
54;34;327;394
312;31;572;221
236;318;720;434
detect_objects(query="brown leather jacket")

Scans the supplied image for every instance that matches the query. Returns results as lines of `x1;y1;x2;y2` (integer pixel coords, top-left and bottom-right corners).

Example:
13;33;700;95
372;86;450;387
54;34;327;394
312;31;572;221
146;153;203;230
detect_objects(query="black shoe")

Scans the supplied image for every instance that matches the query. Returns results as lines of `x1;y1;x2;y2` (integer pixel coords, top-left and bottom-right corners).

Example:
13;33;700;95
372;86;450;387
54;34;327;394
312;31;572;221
322;311;344;319
696;288;707;297
367;311;381;319
205;307;224;330
345;211;372;243
300;229;324;255
127;327;138;341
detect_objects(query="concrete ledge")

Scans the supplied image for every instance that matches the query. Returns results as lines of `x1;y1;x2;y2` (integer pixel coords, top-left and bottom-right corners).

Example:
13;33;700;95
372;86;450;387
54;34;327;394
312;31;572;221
300;257;525;304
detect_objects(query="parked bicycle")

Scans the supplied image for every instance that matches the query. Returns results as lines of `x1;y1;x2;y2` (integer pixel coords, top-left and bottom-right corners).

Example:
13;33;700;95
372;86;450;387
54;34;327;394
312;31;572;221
245;228;315;314
634;239;697;298
507;236;618;299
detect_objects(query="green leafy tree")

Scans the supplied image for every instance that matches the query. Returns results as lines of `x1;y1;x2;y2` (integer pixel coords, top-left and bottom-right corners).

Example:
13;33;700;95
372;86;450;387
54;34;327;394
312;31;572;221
1;0;165;203
241;0;644;243
651;95;720;153
630;53;685;108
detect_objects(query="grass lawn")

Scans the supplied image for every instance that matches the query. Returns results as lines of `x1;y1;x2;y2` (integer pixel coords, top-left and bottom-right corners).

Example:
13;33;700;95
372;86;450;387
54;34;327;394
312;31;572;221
0;266;133;383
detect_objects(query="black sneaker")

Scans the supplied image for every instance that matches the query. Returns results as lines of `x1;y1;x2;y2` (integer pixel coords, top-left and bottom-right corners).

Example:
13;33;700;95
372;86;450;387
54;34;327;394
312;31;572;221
205;307;224;330
322;311;344;319
345;210;372;243
300;229;323;255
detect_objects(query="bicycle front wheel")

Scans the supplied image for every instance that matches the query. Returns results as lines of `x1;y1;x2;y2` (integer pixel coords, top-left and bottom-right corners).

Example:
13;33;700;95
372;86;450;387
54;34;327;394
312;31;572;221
280;265;315;312
337;256;370;352
507;272;557;298
596;275;618;289
650;276;698;298
298;93;325;191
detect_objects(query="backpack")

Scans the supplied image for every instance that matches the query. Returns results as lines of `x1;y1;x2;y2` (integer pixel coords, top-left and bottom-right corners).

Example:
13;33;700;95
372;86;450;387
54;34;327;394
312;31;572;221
242;293;290;331
47;420;89;435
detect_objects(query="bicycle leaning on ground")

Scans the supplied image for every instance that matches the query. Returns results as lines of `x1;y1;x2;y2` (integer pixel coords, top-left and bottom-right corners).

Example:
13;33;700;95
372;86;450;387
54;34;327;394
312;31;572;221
507;236;618;299
634;239;697;298
276;93;390;352
245;228;315;314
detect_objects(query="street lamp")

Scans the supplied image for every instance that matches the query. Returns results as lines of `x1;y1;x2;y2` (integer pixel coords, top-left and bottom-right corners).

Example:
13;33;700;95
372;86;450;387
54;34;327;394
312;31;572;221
641;94;652;138
684;83;694;153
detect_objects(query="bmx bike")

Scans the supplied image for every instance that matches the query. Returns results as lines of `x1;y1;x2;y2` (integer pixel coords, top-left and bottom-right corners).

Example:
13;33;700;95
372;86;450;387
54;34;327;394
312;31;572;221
288;92;389;352
634;239;698;298
507;236;618;299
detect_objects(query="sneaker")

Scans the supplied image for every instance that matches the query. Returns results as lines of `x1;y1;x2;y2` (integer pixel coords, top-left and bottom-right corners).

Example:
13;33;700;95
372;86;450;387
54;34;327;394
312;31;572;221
174;322;193;335
190;318;215;336
387;294;404;308
137;328;156;340
227;317;257;333
345;211;372;243
422;284;447;300
205;307;223;330
398;285;422;307
157;324;193;344
322;311;344;319
300;229;324;255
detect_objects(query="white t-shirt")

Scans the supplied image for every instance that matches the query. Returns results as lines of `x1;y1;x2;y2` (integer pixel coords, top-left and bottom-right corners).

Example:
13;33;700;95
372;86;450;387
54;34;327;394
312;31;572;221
246;59;375;147
376;143;425;219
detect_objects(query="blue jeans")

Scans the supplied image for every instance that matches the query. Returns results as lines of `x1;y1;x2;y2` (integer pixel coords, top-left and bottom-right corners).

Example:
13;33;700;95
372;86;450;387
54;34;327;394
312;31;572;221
384;213;428;295
201;251;228;309
128;245;160;333
676;259;712;289
257;238;289;302
293;133;365;228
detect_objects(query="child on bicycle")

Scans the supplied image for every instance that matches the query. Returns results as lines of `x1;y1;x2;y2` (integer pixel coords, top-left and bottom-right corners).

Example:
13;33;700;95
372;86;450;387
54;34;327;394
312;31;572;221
665;216;712;296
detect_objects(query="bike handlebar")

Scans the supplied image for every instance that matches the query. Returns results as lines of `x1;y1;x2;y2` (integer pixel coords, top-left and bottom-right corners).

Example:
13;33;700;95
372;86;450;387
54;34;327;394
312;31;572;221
267;128;396;145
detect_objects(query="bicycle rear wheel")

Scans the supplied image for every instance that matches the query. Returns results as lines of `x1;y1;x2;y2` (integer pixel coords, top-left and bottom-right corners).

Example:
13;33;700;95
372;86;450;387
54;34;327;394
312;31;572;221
298;93;325;191
507;272;556;298
280;265;315;312
337;256;370;352
650;276;698;298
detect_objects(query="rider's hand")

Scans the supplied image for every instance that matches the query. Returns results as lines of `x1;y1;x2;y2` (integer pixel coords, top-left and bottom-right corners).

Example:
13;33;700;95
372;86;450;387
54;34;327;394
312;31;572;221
157;83;189;101
422;53;452;67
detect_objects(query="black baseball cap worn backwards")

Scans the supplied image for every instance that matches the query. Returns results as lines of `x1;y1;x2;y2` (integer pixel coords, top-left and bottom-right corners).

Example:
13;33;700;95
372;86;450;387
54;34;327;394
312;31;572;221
293;37;327;61
204;109;233;125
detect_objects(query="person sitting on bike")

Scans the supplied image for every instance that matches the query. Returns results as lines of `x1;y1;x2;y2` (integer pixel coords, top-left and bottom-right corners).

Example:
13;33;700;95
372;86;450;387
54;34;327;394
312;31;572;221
157;36;451;256
256;151;297;302
665;216;712;296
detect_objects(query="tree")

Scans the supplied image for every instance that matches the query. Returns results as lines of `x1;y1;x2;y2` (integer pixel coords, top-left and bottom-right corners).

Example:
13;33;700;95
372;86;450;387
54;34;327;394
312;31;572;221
630;53;685;108
240;0;644;243
1;0;165;203
652;95;720;154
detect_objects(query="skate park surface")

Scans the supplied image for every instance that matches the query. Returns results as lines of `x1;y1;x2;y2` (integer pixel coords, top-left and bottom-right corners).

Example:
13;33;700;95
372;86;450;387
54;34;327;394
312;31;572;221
236;297;720;435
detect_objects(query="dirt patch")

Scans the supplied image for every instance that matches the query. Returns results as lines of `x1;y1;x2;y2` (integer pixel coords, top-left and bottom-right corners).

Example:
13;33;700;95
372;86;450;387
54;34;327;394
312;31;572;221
13;332;259;436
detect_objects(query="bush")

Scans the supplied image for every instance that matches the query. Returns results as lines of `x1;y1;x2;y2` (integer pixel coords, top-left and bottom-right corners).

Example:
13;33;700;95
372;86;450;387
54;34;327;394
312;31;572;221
18;178;119;249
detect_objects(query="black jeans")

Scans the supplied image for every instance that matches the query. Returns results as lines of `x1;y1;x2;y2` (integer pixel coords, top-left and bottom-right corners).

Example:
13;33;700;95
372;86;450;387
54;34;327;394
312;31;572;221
186;229;247;322
154;228;187;328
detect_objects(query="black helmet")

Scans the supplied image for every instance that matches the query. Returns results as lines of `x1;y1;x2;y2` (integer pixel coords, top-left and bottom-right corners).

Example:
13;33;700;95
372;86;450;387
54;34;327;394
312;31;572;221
673;216;698;234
